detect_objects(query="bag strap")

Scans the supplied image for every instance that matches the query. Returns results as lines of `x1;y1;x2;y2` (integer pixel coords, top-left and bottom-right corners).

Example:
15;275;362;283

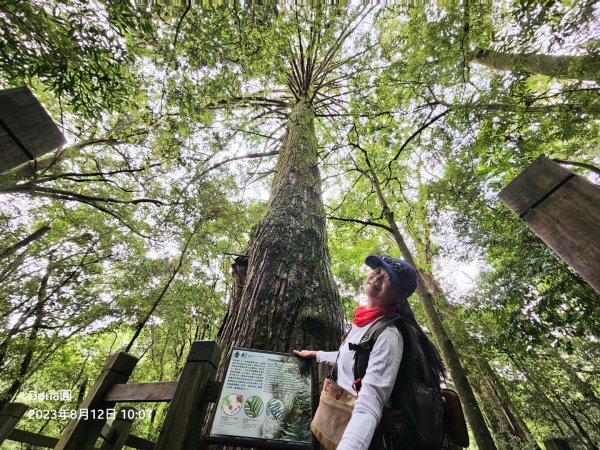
329;325;353;382
350;314;402;392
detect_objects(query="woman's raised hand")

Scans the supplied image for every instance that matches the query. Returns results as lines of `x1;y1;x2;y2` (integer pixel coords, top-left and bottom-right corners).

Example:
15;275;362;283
292;349;317;359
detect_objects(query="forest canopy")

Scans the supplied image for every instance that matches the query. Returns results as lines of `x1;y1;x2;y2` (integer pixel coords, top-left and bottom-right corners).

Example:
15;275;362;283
0;1;598;449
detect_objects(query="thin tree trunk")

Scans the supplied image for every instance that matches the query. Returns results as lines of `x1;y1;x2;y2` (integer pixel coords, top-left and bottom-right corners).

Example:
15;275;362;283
469;375;513;448
37;355;89;435
468;362;539;449
217;98;344;360
555;394;599;450
546;406;569;437
0;225;51;261
554;350;600;406
507;352;586;449
441;101;600;116
477;360;536;444
429;295;539;448
418;167;536;447
1;318;42;404
0;256;52;406
122;225;197;353
473;49;599;82
362;158;498;449
552;159;600;177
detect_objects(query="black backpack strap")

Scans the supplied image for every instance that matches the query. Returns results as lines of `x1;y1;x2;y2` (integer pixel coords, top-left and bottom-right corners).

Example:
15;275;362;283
350;314;402;392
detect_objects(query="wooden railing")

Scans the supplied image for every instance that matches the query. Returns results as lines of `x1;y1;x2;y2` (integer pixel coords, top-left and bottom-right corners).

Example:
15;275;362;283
0;340;222;450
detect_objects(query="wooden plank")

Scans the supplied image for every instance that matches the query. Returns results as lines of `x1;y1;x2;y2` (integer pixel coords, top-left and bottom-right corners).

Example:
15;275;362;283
154;341;221;450
54;353;138;450
0;403;29;445
124;433;155;450
99;407;136;450
99;424;155;450
498;155;572;217
7;428;58;448
0;86;66;173
104;381;178;402
522;175;600;293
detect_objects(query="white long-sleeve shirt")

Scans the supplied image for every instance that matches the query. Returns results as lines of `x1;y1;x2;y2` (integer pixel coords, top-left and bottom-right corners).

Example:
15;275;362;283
316;323;404;450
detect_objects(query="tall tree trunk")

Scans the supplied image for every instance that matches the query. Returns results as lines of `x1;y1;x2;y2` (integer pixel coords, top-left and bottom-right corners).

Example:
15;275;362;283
473;49;599;82
553;349;600;406
218;98;344;360
1;316;42;405
469;360;538;449
426;286;539;448
482;362;535;443
362;159;498;449
417;167;536;447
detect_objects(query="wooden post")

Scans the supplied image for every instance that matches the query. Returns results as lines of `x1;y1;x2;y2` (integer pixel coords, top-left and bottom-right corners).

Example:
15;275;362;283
100;406;137;450
154;340;221;450
0;402;28;445
499;156;600;294
544;438;572;450
0;86;66;173
54;353;138;450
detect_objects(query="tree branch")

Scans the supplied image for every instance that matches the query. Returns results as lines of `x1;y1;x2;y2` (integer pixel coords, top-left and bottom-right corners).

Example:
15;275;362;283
35;164;161;184
552;159;600;177
1;185;164;207
388;109;450;172
327;215;392;232
0;225;51;261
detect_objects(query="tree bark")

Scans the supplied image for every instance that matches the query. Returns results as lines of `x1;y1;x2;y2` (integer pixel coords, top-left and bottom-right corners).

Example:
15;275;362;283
473;49;600;82
469;360;538;449
217;98;344;360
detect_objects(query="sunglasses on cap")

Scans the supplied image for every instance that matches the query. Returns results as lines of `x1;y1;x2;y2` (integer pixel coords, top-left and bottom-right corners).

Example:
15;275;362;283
381;255;411;274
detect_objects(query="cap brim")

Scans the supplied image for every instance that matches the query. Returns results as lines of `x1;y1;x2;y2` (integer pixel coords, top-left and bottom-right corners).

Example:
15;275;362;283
365;255;402;287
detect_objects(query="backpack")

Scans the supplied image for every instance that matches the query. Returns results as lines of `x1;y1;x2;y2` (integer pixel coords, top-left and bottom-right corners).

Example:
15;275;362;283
349;314;446;450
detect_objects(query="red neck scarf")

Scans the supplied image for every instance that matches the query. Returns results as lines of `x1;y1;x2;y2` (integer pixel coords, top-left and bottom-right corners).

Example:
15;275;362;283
352;305;397;327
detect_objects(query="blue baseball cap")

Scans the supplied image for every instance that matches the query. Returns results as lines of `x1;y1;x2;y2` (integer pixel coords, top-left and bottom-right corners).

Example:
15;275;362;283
365;255;418;298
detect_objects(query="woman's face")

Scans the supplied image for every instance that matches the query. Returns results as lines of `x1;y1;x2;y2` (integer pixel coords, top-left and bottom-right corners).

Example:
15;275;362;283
363;266;403;307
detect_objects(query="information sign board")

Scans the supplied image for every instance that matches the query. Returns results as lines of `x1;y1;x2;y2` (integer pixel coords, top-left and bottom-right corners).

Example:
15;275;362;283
208;347;313;449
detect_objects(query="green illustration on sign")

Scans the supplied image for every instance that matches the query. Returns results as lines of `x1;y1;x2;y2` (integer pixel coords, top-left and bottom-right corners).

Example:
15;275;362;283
244;396;264;418
266;398;285;420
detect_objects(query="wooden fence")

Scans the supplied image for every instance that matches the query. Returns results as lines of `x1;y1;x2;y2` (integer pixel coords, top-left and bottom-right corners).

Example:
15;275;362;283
0;340;221;450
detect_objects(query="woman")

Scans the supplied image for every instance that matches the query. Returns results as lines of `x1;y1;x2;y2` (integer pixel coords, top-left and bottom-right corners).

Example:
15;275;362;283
294;255;445;450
